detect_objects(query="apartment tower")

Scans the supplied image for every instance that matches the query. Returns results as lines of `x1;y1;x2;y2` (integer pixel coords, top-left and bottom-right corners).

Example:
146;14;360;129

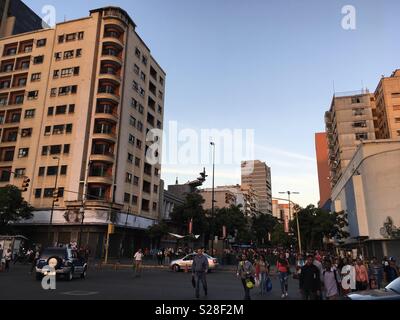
0;7;165;256
314;132;331;209
241;160;272;214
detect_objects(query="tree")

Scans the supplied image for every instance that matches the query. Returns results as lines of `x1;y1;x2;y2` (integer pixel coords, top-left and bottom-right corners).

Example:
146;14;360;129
146;220;170;248
0;185;34;234
251;213;278;245
271;223;296;248
290;205;349;252
210;205;249;241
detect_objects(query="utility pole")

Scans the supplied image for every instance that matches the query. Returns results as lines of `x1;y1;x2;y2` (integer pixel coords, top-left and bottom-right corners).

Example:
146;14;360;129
48;156;60;246
210;142;216;256
279;191;302;253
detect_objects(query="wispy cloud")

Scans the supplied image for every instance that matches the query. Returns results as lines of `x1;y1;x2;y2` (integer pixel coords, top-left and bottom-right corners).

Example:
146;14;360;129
255;144;315;162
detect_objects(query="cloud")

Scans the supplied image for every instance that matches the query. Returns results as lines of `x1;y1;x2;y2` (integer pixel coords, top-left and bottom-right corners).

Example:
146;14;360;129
255;144;315;162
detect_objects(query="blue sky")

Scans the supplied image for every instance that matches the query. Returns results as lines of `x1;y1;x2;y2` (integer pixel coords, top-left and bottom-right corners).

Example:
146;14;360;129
25;0;400;206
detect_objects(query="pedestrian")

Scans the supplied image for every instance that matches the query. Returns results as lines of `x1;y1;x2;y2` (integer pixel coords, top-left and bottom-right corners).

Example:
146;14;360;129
192;248;209;299
299;254;321;300
0;244;3;272
5;249;12;272
276;252;290;298
236;254;255;300
157;249;163;265
355;258;369;291
313;253;324;299
258;255;269;295
368;257;384;289
385;257;399;284
30;250;40;274
322;259;341;300
133;249;144;277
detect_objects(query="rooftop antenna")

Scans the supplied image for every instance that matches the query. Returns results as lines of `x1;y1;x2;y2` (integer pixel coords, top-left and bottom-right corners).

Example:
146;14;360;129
175;177;179;185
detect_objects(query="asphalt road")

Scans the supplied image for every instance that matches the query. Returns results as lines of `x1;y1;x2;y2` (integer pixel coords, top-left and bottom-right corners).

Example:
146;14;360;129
0;264;301;300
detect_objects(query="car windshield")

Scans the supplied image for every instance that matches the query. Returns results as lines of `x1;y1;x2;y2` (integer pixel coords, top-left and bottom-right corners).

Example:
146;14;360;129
41;249;66;259
386;277;400;294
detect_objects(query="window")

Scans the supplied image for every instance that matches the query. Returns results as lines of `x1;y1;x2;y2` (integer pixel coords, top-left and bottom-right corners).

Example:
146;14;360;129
14;168;25;177
54;52;62;60
394;105;400;111
136;139;142;149
395;117;400;123
27;91;38;100
140;72;146;81
48;107;54;116
53;70;60;78
133;176;139;186
61;67;73;77
41;146;49;156
53;125;64;135
132;80;139;91
128;134;135;144
68;104;75;113
31;73;41;81
35;189;42;198
25;109;35;118
47;166;58;176
132;195;138;205
56;105;67;115
17;77;27;87
157;120;162;129
21;128;32;137
154;168;159;176
134;64;139;74
158;91;163;100
152;202;157;211
78;32;84;40
353;108;364;116
44;126;51;135
129;116;136;127
15;94;24;104
128;153;133;163
142;55;148;66
124;193;130;203
138;104;144;114
66;124;73;133
33;55;44;64
76;49;82;57
153;185;158;194
356;133;368;141
37;39;47;47
158;105;162;114
50;145;62;155
135;157;140;167
159;77;164;86
44;188;54;198
351;97;361;104
50;88;57;97
63;144;70;154
66;33;76;42
353;121;367;128
58;35;65;43
137;121;143;132
131;98;138;109
139;87;145;97
126;173;133;183
135;48;141;58
64;50;74;59
18;148;29;158
60;165;67;175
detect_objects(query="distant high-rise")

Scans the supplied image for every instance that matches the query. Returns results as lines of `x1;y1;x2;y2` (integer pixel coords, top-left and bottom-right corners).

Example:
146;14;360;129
315;132;331;209
0;0;44;38
241;160;272;214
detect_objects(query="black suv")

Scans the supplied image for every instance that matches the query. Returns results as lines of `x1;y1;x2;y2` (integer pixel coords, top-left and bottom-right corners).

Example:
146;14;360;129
35;247;87;281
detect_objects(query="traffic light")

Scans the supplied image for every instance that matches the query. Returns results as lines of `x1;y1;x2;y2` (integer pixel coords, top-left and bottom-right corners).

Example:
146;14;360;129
53;189;59;203
21;177;30;192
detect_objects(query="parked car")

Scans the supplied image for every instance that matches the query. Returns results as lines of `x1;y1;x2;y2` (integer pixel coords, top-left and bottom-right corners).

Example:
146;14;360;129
170;253;219;272
346;277;400;300
35;247;87;281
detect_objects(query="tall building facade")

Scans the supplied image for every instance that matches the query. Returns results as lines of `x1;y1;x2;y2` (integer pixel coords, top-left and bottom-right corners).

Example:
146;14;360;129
314;132;331;209
374;69;400;140
325;91;376;187
0;7;165;256
0;0;44;38
241;160;272;214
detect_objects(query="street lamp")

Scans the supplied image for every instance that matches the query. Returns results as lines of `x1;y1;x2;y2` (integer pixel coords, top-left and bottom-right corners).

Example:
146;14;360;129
279;191;302;254
48;156;60;246
210;142;216;255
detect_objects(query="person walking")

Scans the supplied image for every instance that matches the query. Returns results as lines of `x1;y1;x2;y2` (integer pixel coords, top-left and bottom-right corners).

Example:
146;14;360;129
192;248;209;299
322;259;341;300
368;257;384;289
0;244;4;272
276;252;290;298
299;254;321;300
258;255;269;295
355;258;369;291
133;249;144;277
5;249;12;272
237;254;255;300
385;257;399;284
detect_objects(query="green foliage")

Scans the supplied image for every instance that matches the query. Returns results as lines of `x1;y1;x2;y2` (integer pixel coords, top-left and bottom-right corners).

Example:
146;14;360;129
0;185;34;233
251;213;279;245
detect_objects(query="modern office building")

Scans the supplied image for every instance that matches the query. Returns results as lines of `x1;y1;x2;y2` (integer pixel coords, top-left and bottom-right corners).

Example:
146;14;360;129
241;160;272;214
0;7;166;257
315;132;331;209
272;200;294;233
0;0;44;38
374;69;400;140
325;90;376;187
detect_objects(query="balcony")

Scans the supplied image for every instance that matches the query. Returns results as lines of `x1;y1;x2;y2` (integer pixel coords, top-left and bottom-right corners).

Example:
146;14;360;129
95;101;118;122
103;25;124;47
98;81;120;103
91;141;115;163
101;43;123;63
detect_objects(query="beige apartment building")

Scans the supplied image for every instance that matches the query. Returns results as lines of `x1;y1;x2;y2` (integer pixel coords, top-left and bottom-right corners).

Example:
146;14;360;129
374;70;400;140
325;91;376;187
241;160;272;214
0;7;165;257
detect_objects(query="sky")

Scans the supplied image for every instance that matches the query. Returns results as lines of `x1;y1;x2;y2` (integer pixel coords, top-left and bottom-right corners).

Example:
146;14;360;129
24;0;400;207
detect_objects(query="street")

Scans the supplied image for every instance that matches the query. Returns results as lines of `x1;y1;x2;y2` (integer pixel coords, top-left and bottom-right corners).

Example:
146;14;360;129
0;264;301;300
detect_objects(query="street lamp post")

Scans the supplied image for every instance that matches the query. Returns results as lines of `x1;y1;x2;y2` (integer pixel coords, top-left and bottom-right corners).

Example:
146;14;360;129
210;142;216;255
279;191;302;254
48;156;60;246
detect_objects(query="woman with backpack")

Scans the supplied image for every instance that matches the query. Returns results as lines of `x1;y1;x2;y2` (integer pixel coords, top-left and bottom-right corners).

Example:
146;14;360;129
236;254;255;300
276;252;290;298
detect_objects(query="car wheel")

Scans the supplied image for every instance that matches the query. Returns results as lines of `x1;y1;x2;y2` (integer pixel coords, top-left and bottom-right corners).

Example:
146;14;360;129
80;269;87;280
173;264;180;272
35;273;43;281
66;270;73;281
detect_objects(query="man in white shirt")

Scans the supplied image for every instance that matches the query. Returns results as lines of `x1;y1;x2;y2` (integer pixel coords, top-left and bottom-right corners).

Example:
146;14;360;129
134;249;143;277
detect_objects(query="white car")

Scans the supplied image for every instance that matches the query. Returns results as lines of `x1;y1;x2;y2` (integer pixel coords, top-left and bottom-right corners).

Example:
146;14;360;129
170;253;219;272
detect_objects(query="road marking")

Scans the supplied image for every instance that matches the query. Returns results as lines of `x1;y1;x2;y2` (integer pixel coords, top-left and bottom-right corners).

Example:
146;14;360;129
60;291;99;296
